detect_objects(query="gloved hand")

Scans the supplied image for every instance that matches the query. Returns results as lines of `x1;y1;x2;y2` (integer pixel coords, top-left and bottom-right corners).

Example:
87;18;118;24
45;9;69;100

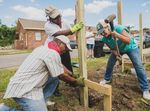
74;77;85;87
70;22;84;33
72;73;80;79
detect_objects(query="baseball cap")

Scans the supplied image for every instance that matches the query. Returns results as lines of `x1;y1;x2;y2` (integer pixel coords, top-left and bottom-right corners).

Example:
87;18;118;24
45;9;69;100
55;35;72;51
45;5;61;19
96;21;108;35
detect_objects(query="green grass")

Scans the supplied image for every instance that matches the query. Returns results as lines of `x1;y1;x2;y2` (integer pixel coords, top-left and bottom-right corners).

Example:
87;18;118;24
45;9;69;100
0;56;109;109
0;49;32;55
0;68;21;109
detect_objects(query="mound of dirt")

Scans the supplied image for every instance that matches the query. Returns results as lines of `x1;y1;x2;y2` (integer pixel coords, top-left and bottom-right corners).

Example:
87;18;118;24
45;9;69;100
48;66;150;111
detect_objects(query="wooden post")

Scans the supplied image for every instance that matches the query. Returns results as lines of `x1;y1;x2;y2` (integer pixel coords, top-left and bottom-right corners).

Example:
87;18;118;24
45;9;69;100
139;13;143;61
117;0;124;72
76;0;88;107
117;0;122;25
84;80;112;111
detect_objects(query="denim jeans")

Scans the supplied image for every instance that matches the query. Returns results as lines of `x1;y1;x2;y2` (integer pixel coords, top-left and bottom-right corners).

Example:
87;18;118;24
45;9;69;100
104;48;149;91
0;77;59;111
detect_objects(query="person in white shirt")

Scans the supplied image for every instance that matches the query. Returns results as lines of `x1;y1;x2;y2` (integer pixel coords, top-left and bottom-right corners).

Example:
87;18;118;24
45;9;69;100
0;35;84;111
86;27;95;58
44;5;83;97
44;5;83;72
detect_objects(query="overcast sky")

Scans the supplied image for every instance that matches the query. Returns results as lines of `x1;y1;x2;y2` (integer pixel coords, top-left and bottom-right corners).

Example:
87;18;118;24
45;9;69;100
0;0;150;30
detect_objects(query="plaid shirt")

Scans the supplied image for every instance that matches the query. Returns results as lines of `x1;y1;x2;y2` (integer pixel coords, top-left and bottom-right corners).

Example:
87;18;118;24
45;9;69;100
4;46;64;100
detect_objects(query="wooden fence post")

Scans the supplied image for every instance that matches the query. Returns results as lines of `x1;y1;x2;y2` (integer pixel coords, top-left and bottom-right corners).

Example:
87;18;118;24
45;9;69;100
76;0;88;107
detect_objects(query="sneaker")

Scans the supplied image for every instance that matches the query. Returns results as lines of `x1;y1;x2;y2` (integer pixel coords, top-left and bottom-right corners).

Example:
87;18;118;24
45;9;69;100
143;91;150;100
99;79;111;85
46;100;55;106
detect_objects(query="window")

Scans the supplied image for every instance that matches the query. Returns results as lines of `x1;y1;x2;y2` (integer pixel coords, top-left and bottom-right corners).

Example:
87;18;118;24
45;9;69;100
35;32;41;40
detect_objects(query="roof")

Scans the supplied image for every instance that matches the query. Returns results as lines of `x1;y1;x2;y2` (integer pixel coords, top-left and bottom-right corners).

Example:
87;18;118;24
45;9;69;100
18;18;46;30
17;18;97;32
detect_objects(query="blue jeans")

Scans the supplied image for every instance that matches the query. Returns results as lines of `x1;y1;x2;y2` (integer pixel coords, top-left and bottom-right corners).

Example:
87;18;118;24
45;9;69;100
104;48;149;91
0;77;59;111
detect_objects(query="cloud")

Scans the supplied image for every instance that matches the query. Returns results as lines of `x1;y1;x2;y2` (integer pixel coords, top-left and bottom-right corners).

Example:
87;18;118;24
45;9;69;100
145;9;149;13
141;1;150;7
85;0;116;13
61;8;75;17
30;0;37;3
61;0;116;17
0;0;3;3
12;5;45;20
4;16;13;20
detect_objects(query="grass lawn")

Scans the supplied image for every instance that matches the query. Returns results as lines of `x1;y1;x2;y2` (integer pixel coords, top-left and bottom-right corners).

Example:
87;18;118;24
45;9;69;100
0;49;32;56
0;56;109;109
1;54;150;110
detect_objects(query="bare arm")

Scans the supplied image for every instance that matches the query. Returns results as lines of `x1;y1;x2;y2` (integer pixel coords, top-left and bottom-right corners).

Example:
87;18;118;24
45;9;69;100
53;29;73;37
58;73;76;84
63;65;73;76
111;30;130;44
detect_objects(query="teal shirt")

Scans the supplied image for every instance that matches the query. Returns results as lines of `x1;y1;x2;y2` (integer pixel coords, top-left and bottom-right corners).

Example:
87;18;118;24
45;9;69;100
101;25;137;53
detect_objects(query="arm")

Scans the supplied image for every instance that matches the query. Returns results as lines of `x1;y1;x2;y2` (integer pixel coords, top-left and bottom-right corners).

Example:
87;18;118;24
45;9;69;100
111;30;130;44
53;22;84;37
63;65;73;76
58;73;76;84
52;29;73;37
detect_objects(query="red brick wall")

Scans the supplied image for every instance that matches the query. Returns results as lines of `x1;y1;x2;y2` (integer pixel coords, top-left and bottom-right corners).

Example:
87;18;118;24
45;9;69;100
26;30;47;49
15;23;26;49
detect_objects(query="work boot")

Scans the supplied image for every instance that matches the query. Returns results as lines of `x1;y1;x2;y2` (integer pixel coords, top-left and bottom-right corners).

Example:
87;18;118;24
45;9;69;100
99;79;111;85
143;90;150;100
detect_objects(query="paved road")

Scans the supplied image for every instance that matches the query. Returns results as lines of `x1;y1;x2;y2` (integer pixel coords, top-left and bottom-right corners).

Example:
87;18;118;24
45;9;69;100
0;49;78;69
0;54;29;69
0;48;150;69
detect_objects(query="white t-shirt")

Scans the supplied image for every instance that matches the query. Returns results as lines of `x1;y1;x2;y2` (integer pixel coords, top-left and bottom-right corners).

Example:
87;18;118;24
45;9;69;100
86;31;95;45
44;20;70;46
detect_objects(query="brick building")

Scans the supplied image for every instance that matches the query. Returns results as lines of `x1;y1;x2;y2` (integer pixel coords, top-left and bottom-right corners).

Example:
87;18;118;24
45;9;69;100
15;18;96;49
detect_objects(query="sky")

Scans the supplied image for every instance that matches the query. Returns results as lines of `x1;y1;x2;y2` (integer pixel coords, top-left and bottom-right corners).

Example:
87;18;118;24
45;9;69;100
0;0;150;30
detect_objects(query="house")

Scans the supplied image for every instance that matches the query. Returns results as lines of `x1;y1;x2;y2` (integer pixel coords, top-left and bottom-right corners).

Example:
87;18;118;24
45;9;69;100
15;18;96;49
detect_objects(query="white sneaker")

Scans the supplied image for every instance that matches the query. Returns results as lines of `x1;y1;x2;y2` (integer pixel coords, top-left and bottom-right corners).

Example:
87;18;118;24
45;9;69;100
46;100;55;106
99;79;111;85
143;91;150;100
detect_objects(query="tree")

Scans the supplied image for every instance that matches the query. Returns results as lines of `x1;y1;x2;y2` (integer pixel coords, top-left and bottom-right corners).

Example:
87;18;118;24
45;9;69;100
0;24;16;47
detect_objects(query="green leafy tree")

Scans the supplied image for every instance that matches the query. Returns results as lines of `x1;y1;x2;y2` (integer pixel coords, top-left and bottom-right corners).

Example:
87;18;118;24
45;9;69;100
0;24;16;47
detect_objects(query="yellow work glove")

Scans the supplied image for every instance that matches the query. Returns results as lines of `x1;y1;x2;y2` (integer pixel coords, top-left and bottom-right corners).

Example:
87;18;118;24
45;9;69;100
74;77;85;87
70;22;84;33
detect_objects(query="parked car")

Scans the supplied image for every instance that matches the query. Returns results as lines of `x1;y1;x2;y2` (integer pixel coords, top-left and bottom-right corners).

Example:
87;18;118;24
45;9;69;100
70;40;78;49
134;34;150;48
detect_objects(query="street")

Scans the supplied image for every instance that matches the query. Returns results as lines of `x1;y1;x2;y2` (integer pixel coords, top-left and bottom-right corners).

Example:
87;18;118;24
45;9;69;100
0;48;150;69
0;49;78;69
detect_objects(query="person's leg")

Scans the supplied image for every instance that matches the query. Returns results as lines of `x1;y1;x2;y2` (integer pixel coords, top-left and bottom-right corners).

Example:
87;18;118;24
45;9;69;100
91;44;94;58
104;53;117;81
43;77;59;101
127;48;149;91
86;44;90;58
14;98;48;111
